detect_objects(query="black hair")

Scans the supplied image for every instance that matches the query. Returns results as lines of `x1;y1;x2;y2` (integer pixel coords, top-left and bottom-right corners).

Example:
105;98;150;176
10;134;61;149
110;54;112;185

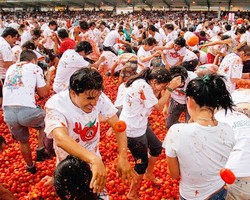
199;31;206;37
58;29;69;39
69;68;103;95
88;21;96;27
174;37;186;47
20;50;37;62
75;41;93;55
126;67;172;87
144;37;157;46
1;27;19;38
221;35;231;40
246;25;250;31
170;66;188;84
186;74;234;113
33;28;42;38
148;25;157;32
165;23;174;31
54;155;98;200
183;59;199;72
49;20;57;26
225;24;231;31
79;20;89;30
188;27;194;32
123;45;133;53
22;41;36;50
235;26;246;35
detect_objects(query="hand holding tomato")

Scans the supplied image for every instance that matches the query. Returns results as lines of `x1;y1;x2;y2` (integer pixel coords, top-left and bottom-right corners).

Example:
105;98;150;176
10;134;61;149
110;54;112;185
220;168;236;184
89;156;107;193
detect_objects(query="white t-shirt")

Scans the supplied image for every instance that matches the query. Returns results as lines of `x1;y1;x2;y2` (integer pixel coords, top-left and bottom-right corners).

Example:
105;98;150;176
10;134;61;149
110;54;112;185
120;79;158;138
53;50;89;93
199;50;207;65
183;49;198;62
100;51;117;70
218;53;243;94
21;30;32;46
164;47;186;67
103;30;120;47
136;46;152;73
114;83;126;107
45;91;117;164
215;110;250;177
171;71;197;104
0;37;14;79
231;88;250;104
42;26;55;50
3;62;46;108
163;122;235;200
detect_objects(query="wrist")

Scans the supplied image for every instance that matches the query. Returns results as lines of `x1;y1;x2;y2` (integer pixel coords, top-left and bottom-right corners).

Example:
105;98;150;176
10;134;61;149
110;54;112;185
166;86;173;92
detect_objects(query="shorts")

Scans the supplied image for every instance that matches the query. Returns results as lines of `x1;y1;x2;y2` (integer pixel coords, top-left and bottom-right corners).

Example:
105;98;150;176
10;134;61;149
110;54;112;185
127;126;162;174
4;106;45;143
166;98;190;128
226;177;250;200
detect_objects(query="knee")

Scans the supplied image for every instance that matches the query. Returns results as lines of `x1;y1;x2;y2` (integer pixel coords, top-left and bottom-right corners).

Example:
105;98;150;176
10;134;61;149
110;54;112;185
134;159;148;174
150;146;163;157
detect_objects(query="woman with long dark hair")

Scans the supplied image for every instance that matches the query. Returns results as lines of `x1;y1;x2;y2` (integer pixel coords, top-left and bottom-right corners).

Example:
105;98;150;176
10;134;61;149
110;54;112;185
163;74;235;200
120;67;181;200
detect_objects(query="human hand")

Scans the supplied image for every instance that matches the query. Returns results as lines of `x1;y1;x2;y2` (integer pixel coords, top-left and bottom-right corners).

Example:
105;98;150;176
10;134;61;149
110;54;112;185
168;76;182;90
89;157;107;193
117;156;137;184
41;175;54;187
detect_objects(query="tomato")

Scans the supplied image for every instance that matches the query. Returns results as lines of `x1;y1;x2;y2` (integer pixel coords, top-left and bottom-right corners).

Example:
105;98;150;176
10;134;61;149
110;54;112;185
114;120;127;132
220;168;236;184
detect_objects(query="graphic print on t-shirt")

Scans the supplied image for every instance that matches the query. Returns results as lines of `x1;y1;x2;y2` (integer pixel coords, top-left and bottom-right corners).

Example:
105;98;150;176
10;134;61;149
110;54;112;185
4;67;24;90
170;52;180;58
73;119;99;142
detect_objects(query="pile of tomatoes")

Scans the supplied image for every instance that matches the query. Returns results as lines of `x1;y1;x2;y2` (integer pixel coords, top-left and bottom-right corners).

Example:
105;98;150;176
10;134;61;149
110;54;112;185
0;71;180;200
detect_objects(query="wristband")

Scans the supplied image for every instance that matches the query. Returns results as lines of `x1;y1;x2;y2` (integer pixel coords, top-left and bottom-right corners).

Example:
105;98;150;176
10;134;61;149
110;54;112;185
166;86;173;92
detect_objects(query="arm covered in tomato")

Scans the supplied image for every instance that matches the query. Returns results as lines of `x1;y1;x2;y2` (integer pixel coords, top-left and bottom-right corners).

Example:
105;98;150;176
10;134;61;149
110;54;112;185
107;114;137;183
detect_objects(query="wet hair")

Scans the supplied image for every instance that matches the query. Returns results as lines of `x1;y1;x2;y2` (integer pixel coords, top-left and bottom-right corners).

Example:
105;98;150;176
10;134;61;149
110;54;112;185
58;29;69;39
22;41;36;50
186;74;234;113
79;20;89;30
54;155;98;200
183;59;199;71
75;41;93;55
169;66;188;85
1;27;19;38
174;37;186;47
69;68;103;95
20;50;37;62
126;67;172;87
143;37;157;46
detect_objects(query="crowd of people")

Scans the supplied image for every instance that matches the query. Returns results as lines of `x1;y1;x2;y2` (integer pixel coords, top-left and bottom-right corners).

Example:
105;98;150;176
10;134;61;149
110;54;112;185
0;8;250;200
